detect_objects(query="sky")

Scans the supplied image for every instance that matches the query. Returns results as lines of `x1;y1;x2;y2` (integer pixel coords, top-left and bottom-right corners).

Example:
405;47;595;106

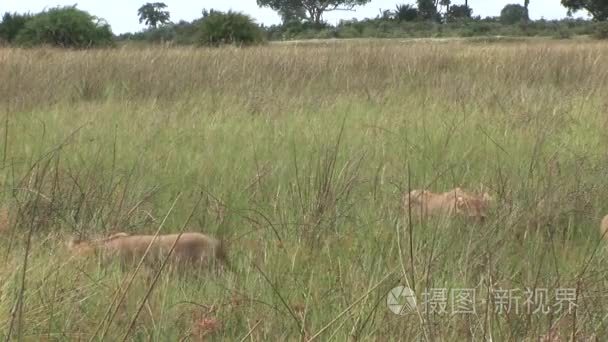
2;0;589;34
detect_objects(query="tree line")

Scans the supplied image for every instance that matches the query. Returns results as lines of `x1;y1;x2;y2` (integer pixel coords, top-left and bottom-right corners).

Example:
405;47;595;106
0;1;607;48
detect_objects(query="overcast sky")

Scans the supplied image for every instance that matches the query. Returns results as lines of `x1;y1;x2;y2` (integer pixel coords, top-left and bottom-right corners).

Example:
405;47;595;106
3;0;588;34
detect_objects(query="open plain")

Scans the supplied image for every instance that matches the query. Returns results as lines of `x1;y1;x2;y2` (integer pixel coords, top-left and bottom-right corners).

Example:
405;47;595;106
1;39;608;340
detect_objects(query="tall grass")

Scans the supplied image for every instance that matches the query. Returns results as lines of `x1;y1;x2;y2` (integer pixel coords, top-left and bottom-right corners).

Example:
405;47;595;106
1;40;608;340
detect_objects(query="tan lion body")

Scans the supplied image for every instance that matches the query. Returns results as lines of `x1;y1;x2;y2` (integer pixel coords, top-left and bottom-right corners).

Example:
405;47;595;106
402;187;492;222
600;215;608;240
69;232;227;269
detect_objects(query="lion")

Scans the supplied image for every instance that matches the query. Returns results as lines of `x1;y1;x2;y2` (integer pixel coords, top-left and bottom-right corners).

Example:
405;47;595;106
402;187;492;222
600;215;608;240
68;232;229;271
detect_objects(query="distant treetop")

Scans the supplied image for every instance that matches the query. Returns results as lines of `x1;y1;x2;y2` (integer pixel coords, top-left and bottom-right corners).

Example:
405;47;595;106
561;0;608;21
138;2;171;28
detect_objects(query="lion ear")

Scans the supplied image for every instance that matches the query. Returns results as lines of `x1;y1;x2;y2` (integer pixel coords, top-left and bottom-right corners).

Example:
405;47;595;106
67;237;81;248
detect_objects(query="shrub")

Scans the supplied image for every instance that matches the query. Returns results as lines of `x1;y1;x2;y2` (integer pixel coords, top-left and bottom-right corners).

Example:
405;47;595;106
142;25;177;43
198;10;263;46
15;6;113;48
279;20;330;39
116;32;147;42
593;22;608;40
336;26;362;39
467;22;493;35
173;19;202;44
553;29;572;39
316;28;338;39
0;12;33;43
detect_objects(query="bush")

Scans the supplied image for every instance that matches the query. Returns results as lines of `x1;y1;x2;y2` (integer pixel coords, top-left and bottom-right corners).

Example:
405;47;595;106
260;15;595;41
553;29;572;39
173;19;202;44
198;10;263;46
141;25;177;43
279;21;330;40
593;22;608;40
467;22;494;35
15;6;113;48
336;26;361;39
0;12;33;43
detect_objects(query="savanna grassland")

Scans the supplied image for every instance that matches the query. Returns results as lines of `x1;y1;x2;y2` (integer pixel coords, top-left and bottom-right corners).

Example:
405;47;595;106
1;39;608;341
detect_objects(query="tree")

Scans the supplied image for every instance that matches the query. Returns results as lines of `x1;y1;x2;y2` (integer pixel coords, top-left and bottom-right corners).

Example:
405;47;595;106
0;12;32;43
257;0;371;24
394;4;419;22
197;10;263;46
440;0;451;14
500;4;528;24
523;0;530;25
277;5;308;23
138;2;170;28
15;6;113;48
562;0;608;21
447;4;472;20
417;0;438;20
379;9;393;21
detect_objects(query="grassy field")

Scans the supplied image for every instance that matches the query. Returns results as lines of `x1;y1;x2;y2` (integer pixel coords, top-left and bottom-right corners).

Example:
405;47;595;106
1;40;608;341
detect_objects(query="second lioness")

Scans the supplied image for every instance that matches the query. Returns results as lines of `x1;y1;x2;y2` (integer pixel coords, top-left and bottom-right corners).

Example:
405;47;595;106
402;187;492;222
69;232;228;270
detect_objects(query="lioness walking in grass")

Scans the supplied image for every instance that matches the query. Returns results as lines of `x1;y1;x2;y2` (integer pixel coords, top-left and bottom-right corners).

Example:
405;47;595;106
402;187;492;222
68;232;229;271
